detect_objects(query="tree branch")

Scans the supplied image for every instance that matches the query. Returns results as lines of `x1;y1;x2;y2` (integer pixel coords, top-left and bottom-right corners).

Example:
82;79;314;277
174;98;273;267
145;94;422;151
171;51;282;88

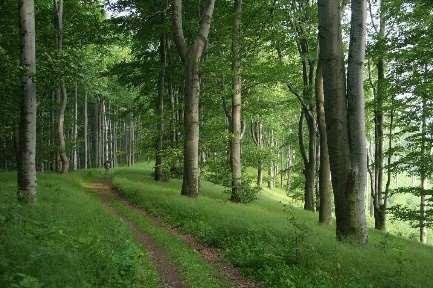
171;0;187;62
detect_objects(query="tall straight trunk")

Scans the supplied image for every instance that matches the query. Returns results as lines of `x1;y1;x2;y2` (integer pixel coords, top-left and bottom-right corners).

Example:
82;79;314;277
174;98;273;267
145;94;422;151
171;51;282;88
230;0;243;202
318;0;368;243
57;82;69;173
17;0;37;203
95;101;100;167
346;0;368;243
73;81;78;170
84;91;88;169
419;97;428;244
373;2;386;231
155;33;167;181
299;110;316;211
128;116;134;166
251;120;263;187
113;120;118;167
316;61;332;224
54;0;69;173
172;0;216;197
381;96;395;228
420;182;428;244
287;146;293;194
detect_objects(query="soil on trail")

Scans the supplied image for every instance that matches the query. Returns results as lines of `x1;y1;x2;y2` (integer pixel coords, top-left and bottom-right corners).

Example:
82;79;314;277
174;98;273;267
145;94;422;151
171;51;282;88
89;182;184;288
89;180;259;288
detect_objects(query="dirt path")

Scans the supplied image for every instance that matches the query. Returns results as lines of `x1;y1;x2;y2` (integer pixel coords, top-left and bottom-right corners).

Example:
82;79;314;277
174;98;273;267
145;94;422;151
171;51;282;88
89;180;259;288
89;182;184;288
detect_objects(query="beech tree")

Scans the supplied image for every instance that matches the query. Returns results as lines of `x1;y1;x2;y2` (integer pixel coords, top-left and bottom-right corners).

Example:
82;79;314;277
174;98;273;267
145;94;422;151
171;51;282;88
230;0;243;202
171;0;216;197
318;0;368;243
54;0;69;173
17;0;37;203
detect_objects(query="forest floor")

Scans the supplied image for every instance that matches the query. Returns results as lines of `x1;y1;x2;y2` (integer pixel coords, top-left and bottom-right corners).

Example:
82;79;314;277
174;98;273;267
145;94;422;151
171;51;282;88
2;164;433;288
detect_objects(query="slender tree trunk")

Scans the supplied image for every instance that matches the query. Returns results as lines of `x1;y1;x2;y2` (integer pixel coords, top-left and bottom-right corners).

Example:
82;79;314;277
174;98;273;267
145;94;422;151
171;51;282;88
251;120;263;187
316;61;332;224
155;33;167;181
230;0;243;202
73;81;78;170
287;146;293;194
318;0;368;243
373;2;387;231
299;110;315;211
420;97;428;244
129;116;134;166
84;91;88;169
172;0;216;197
54;0;69;174
17;0;37;203
113;120;117;167
57;82;69;173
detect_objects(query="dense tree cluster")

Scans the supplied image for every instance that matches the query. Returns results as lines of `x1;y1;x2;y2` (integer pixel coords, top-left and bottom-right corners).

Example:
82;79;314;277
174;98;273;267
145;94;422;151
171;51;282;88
2;0;433;244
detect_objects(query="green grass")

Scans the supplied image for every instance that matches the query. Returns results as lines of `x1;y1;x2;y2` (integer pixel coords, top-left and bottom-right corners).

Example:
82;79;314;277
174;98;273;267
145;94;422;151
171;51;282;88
0;171;160;288
112;163;433;288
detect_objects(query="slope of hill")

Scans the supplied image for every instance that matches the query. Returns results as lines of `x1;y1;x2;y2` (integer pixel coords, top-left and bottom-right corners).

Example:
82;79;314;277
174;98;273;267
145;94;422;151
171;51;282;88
112;163;433;288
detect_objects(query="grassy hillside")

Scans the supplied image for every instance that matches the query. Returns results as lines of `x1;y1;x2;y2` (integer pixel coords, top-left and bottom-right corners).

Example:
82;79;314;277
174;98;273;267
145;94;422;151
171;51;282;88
112;163;433;288
0;172;159;288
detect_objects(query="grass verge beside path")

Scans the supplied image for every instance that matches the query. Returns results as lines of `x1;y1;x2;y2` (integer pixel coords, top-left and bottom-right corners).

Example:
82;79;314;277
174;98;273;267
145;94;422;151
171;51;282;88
112;163;433;288
0;172;159;288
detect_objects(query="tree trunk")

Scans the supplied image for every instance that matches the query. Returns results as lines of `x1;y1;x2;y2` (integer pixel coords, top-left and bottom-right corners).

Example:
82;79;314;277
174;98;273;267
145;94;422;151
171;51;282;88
316;61;332;224
318;0;368;243
287;146;293;194
230;0;243;202
84;91;88;169
57;82;69;173
172;0;216;197
299;110;315;211
419;97;428;244
346;0;368;243
373;2;386;231
73;81;78;170
155;33;167;181
54;0;69;174
17;0;37;203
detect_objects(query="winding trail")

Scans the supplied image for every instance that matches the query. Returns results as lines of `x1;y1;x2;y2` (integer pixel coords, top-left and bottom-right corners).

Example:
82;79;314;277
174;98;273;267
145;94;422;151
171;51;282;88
89;182;184;288
88;180;259;288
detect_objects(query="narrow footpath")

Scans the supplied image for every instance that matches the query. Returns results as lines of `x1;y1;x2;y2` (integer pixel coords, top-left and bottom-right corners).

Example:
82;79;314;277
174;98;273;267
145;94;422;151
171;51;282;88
88;181;259;288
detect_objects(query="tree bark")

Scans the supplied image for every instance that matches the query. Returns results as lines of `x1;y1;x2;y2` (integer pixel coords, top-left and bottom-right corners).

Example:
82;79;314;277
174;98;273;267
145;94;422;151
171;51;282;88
373;1;387;231
172;0;216;197
73;81;78;170
17;0;37;203
299;110;315;211
420;97;428;244
84;91;88;169
230;0;243;202
54;0;69;174
318;0;368;243
316;61;332;224
155;32;167;181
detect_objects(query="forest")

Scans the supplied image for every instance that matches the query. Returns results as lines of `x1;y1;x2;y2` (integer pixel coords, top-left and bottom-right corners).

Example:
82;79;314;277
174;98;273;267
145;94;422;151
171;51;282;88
1;0;433;287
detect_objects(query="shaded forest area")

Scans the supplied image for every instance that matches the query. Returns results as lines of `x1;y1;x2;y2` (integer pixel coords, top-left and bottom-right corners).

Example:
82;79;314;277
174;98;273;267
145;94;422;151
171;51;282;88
1;0;433;287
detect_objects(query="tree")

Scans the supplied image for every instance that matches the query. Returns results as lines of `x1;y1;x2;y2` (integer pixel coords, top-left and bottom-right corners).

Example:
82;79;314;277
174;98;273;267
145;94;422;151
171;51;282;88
318;0;368;243
54;0;69;173
315;60;332;224
17;0;37;203
230;0;243;202
171;0;217;197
